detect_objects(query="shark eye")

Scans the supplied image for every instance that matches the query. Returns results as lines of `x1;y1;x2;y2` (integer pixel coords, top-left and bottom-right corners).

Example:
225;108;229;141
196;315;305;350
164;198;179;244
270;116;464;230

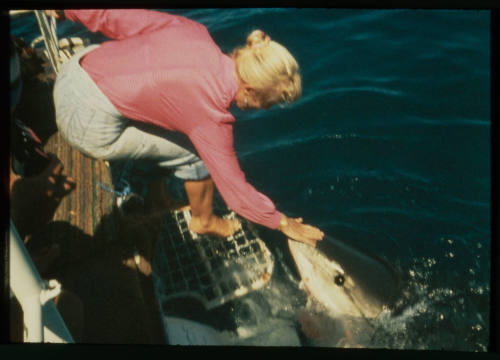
334;274;345;287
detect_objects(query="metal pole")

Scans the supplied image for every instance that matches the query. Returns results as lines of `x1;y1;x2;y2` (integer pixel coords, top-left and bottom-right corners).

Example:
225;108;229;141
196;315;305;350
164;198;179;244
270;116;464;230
33;10;60;75
9;220;74;343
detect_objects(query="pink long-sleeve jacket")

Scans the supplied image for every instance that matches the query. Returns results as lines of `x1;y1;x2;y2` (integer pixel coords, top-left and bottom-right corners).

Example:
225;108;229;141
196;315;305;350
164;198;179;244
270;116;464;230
64;9;282;229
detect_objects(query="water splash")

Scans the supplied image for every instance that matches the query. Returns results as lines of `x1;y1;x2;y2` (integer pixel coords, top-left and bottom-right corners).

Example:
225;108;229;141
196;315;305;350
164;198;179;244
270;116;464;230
359;246;490;351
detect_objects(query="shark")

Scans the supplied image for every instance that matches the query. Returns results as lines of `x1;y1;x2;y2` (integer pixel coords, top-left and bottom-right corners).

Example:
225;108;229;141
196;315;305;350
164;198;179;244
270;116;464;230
288;235;401;320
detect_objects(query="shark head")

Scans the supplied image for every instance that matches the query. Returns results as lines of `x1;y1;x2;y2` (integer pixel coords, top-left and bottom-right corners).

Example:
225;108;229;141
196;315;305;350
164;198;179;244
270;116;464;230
288;235;401;319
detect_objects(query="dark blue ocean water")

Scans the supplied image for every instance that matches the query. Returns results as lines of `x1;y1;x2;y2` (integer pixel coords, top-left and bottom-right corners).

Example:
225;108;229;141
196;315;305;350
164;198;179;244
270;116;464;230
10;9;491;351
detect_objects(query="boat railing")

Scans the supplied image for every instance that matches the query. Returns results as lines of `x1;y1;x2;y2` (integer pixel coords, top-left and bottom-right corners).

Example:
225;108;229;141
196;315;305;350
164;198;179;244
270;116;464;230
9;219;74;343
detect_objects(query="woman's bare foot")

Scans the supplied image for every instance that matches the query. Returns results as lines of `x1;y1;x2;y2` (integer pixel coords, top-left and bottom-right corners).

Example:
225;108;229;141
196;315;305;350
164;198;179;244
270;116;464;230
189;215;241;238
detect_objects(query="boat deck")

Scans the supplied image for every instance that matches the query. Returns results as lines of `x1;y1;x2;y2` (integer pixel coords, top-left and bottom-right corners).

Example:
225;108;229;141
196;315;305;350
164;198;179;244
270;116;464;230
10;41;167;343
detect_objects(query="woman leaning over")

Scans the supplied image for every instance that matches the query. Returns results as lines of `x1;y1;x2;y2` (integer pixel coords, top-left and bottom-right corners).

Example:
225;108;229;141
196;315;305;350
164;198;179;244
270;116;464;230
48;9;324;246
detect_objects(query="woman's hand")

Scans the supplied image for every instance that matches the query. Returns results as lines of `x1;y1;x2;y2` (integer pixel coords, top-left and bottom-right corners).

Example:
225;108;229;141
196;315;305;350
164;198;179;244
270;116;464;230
278;214;324;247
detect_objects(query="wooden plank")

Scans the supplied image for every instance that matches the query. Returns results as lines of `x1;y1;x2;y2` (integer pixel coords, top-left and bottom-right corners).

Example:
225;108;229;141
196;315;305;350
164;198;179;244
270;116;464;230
43;131;115;236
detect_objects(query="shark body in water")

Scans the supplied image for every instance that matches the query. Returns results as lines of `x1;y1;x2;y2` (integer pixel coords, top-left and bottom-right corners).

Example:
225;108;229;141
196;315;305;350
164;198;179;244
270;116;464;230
288;235;402;320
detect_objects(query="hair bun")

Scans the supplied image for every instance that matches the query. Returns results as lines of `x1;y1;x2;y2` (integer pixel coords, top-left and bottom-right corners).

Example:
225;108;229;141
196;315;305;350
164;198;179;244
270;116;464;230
246;29;271;49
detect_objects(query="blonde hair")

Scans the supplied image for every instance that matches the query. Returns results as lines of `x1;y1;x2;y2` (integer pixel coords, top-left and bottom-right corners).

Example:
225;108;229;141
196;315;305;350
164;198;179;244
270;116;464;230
232;30;301;107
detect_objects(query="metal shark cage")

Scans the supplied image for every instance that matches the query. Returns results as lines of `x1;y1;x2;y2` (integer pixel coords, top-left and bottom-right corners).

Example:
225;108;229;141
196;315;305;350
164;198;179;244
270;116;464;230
153;208;275;312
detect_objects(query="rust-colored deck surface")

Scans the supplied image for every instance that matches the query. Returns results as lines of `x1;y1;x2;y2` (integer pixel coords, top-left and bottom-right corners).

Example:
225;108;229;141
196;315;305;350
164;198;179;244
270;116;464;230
43;132;115;237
